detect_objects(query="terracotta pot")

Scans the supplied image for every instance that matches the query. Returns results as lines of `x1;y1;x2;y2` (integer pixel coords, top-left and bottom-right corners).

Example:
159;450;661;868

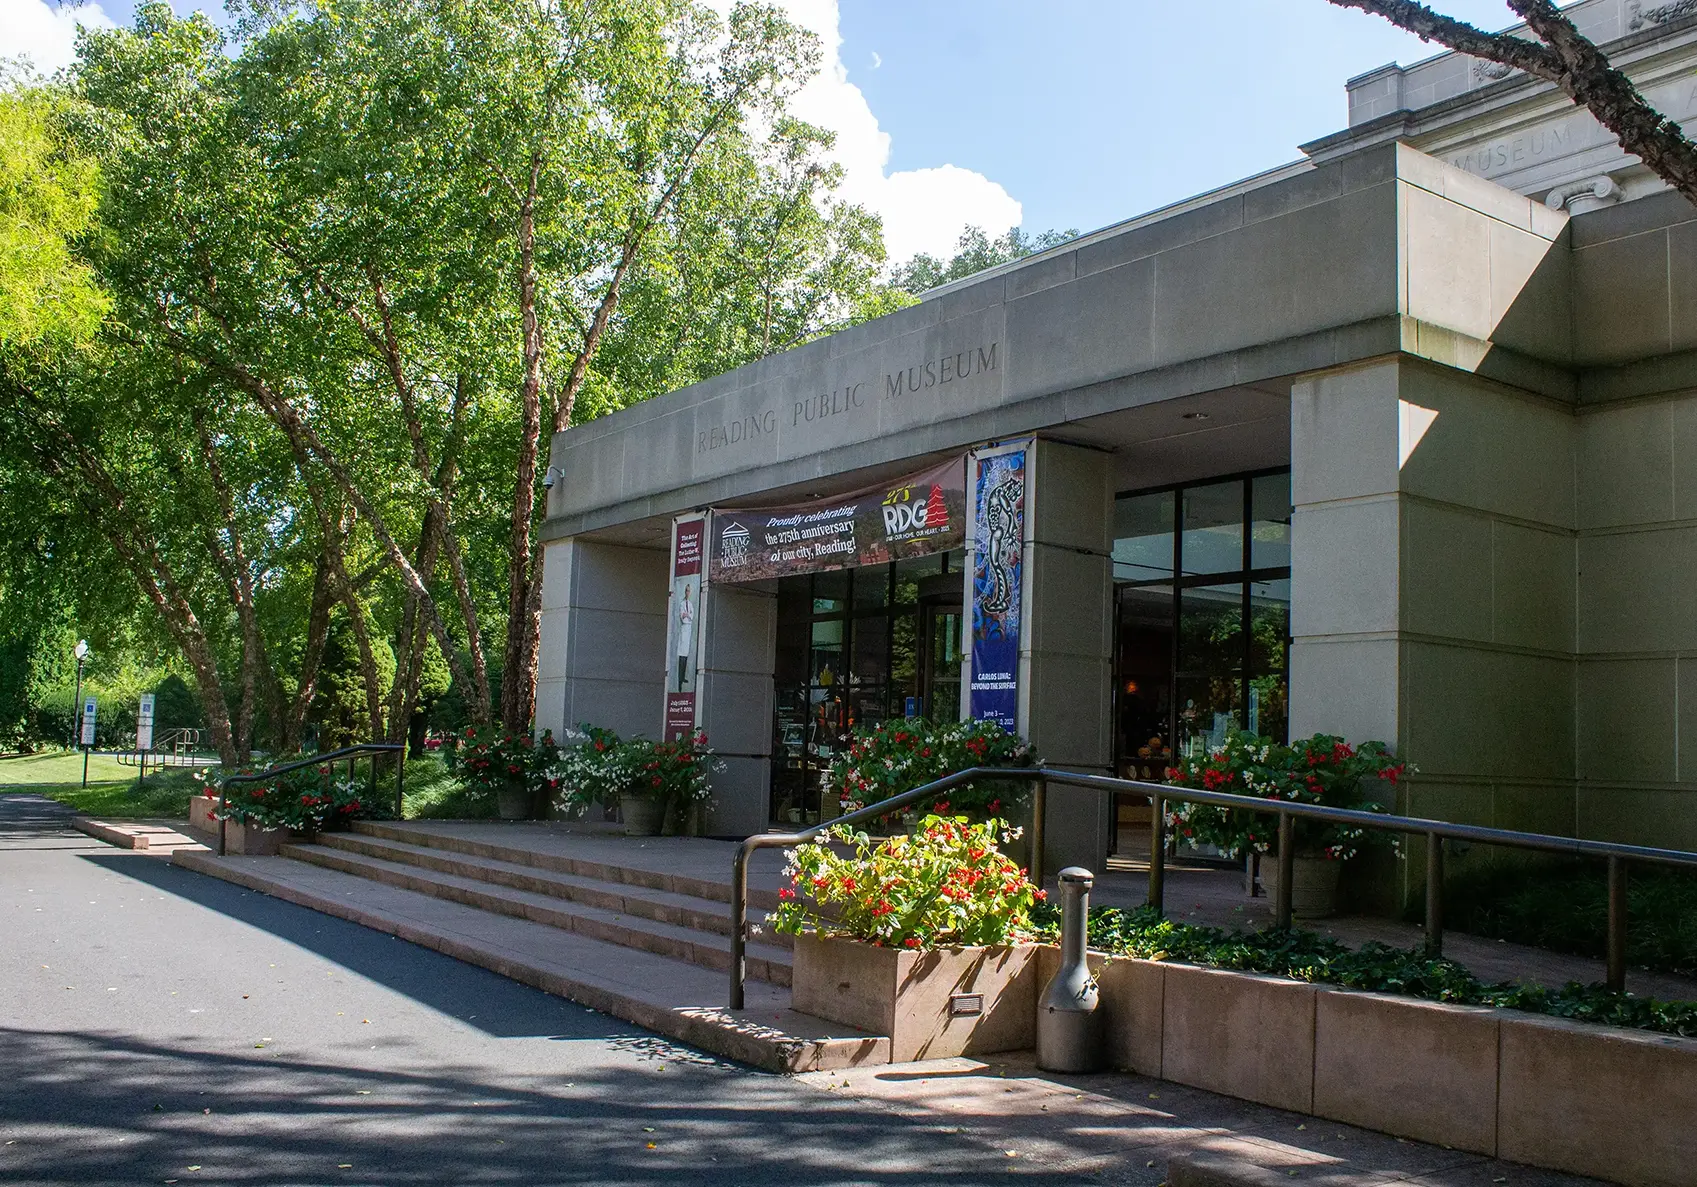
790;932;1039;1062
496;784;531;821
1261;852;1343;919
620;793;662;836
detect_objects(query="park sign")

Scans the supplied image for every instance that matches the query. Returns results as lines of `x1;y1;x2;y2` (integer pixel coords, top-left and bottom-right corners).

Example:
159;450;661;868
707;455;966;584
80;696;97;747
137;692;155;752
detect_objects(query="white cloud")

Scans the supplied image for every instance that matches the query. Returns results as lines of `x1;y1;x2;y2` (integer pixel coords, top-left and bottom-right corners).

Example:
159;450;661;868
724;0;1021;265
868;50;880;69
0;0;112;76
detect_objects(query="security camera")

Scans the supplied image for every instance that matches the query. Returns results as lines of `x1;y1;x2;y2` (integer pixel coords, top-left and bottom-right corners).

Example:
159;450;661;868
542;465;560;490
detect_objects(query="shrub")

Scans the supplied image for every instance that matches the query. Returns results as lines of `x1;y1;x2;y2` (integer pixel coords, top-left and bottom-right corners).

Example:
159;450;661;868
1441;860;1697;980
1163;730;1407;861
827;718;1037;819
766;814;1044;950
1029;905;1697;1039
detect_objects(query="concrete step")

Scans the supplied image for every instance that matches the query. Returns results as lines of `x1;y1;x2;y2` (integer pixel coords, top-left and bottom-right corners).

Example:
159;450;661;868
171;847;887;1073
312;830;788;947
279;841;795;987
350;820;785;910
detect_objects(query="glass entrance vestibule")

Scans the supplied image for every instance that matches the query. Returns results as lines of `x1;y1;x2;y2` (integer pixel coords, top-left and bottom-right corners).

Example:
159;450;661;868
1109;468;1292;853
760;469;1292;832
770;551;966;826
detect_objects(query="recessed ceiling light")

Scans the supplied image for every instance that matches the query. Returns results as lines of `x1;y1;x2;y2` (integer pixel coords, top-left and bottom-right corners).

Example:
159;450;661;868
1182;412;1211;421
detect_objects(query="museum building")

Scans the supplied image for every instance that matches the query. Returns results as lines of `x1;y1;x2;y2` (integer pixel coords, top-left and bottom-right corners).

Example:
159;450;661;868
538;0;1697;884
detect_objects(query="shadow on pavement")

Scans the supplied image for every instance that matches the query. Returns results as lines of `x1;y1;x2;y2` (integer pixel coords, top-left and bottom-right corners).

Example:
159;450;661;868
0;1027;1110;1186
76;849;639;1043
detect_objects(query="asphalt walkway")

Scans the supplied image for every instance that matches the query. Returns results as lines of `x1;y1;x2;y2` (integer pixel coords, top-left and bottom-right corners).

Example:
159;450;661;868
1;794;1609;1185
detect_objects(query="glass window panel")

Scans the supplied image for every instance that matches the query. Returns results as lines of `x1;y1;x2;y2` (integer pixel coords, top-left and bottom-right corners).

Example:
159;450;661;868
851;614;889;688
892;552;937;605
812;569;848;615
1181;480;1244;578
1113;491;1175;583
1115;585;1175;773
1178;581;1244;677
1249;578;1290;742
853;566;889;611
774;614;808;684
810;618;844;687
1176;673;1243;759
1251;472;1292;571
776;574;812;623
889;609;919;706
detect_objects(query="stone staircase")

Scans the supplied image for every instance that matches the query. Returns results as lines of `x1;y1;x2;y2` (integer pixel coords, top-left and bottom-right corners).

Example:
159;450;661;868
172;820;888;1072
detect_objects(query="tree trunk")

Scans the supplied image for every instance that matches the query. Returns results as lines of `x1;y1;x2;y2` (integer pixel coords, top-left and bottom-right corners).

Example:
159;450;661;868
501;161;547;732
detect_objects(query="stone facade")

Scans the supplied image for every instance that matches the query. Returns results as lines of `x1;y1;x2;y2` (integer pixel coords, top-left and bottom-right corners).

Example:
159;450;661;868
538;13;1697;877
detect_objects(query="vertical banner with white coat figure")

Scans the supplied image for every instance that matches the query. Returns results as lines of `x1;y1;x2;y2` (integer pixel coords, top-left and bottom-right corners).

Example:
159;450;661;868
664;513;708;741
967;441;1030;732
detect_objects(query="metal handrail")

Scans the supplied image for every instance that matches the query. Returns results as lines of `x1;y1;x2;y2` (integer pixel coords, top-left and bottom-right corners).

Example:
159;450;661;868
727;765;1697;1007
218;743;405;856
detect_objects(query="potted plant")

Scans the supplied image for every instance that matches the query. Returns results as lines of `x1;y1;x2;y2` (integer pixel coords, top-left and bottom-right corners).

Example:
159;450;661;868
826;718;1037;830
448;727;560;820
1164;731;1408;918
552;726;716;836
767;814;1046;1061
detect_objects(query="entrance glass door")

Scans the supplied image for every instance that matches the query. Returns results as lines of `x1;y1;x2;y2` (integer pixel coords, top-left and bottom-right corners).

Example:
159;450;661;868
919;602;963;721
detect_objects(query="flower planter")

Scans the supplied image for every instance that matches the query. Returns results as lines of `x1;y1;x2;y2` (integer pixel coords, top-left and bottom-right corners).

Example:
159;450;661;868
790;932;1039;1062
619;793;663;836
220;818;290;856
496;784;532;821
1260;852;1342;919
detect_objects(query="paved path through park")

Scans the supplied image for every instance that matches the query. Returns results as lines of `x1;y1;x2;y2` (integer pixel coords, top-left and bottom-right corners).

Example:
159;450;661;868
0;795;1602;1186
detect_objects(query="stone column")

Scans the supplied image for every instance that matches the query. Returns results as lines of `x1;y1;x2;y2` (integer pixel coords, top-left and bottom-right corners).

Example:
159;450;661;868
1020;439;1115;873
535;538;668;743
1288;360;1403;747
695;580;777;839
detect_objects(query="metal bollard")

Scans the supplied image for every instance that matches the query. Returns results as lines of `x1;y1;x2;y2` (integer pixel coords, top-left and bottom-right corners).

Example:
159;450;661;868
1036;866;1103;1073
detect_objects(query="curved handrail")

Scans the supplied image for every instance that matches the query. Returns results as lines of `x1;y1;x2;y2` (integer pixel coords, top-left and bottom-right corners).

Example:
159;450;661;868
727;765;1697;1008
218;743;405;857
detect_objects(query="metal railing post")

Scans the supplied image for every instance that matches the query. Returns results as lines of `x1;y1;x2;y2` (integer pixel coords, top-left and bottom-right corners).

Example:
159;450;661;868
1607;856;1628;994
730;842;751;1010
1424;831;1443;956
396;749;406;820
1029;776;1047;892
1274;812;1294;929
1148;793;1165;914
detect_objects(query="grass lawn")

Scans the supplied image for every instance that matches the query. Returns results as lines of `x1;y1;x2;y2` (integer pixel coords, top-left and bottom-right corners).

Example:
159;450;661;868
0;750;201;818
0;750;134;787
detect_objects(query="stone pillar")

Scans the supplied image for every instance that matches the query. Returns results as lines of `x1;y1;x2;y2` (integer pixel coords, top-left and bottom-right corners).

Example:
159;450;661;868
695;580;777;839
535;538;668;743
1288;360;1403;746
1020;439;1115;874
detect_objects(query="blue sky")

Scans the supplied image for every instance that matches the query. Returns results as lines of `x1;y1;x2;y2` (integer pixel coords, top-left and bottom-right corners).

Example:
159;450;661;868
5;0;1524;258
834;0;1519;239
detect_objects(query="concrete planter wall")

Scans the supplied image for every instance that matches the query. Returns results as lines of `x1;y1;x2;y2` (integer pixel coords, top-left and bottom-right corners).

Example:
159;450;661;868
1076;951;1697;1187
791;932;1038;1063
188;794;219;834
188;794;292;854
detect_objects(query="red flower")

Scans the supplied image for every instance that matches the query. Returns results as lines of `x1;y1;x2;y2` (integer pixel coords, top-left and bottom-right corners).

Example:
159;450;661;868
777;887;795;900
903;936;921;949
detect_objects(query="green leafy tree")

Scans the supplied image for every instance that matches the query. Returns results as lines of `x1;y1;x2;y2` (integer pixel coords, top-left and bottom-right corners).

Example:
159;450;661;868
890;225;1078;297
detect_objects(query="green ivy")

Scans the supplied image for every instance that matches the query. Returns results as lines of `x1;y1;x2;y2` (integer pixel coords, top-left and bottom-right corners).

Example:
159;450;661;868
1028;905;1697;1039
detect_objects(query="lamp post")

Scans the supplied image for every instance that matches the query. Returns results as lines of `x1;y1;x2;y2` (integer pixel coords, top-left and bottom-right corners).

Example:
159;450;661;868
71;640;89;751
